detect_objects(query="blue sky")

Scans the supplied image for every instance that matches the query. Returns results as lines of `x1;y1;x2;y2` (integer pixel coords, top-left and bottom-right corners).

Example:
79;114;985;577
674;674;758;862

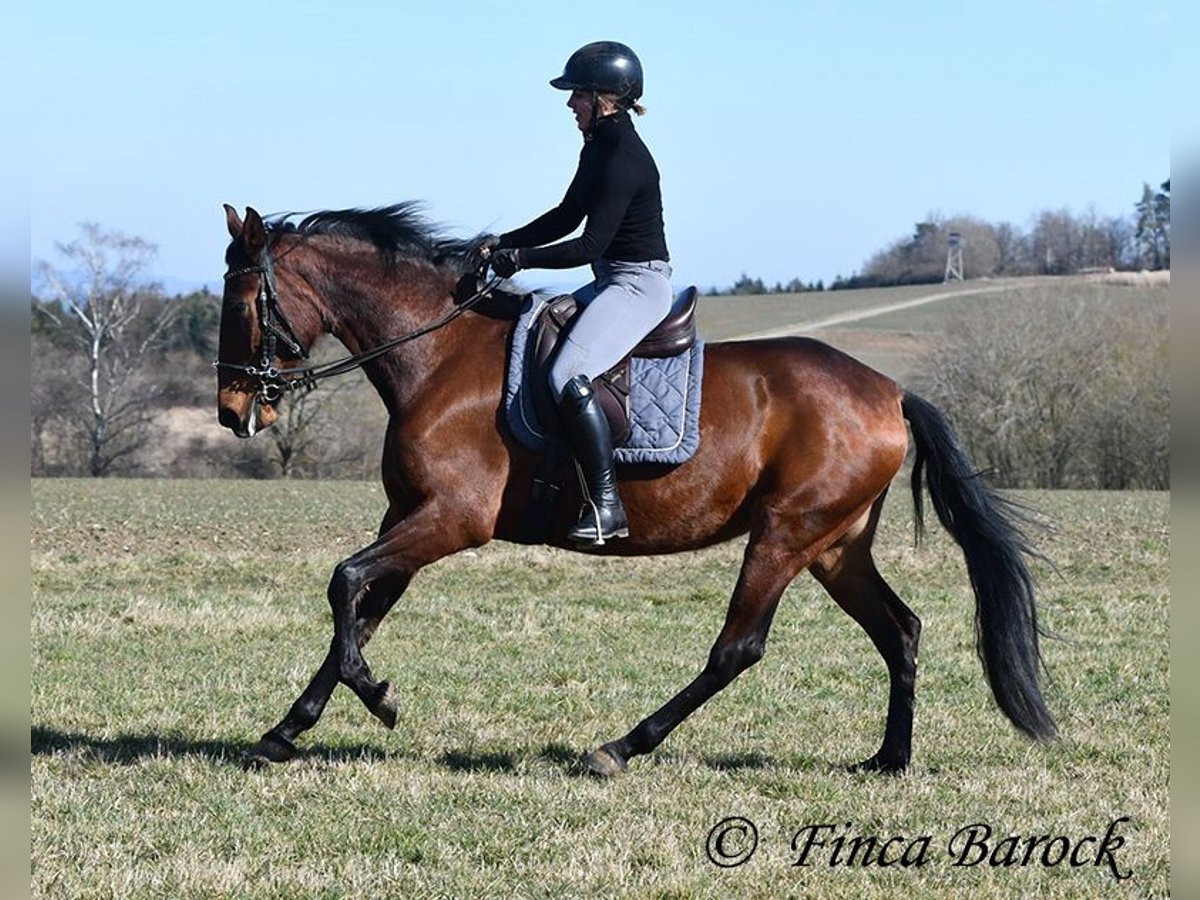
28;0;1175;295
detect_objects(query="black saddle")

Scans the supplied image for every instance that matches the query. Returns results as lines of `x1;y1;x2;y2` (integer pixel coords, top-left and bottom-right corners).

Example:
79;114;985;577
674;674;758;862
530;286;699;445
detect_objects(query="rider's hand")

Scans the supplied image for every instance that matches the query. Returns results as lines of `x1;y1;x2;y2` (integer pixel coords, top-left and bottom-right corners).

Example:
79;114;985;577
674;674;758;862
490;248;522;279
468;235;500;274
474;234;500;259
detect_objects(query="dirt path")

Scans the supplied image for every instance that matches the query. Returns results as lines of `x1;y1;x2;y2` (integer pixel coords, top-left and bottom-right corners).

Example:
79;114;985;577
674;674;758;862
727;283;1017;340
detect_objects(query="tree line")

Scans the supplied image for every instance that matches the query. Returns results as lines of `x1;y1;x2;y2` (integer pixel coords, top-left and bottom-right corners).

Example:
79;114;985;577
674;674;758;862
708;274;826;296
707;180;1170;294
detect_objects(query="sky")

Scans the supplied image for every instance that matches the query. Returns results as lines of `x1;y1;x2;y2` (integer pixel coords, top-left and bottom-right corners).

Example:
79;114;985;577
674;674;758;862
26;0;1178;297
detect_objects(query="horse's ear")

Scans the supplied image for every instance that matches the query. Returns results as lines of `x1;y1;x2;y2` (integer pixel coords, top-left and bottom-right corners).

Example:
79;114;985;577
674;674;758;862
224;203;243;239
242;206;267;260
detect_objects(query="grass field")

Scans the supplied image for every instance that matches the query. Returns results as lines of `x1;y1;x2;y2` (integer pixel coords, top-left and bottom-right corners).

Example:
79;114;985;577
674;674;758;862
31;479;1169;898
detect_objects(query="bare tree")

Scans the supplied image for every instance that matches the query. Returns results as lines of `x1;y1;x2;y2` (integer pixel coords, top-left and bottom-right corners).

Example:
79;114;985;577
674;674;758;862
916;284;1169;489
1029;209;1083;275
33;223;177;476
992;222;1029;276
267;380;369;478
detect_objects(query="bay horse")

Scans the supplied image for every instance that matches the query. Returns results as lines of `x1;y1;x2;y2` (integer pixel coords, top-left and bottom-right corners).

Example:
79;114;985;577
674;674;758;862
216;203;1055;775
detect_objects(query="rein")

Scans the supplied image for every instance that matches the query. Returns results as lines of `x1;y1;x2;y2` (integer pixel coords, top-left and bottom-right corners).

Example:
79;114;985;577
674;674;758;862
215;254;501;402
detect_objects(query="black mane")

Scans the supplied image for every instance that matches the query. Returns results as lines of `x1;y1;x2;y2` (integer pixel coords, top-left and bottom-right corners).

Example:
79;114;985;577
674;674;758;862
267;202;479;274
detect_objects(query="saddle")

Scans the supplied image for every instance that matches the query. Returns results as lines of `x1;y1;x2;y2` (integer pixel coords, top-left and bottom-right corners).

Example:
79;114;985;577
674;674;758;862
529;286;699;445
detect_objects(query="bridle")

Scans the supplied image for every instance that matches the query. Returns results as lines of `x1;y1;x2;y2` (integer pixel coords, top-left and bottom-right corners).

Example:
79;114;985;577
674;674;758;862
216;250;308;402
214;249;501;404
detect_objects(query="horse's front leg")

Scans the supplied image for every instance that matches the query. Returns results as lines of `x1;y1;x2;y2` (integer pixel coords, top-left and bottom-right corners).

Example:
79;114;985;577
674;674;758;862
327;499;486;725
245;572;410;766
247;500;478;765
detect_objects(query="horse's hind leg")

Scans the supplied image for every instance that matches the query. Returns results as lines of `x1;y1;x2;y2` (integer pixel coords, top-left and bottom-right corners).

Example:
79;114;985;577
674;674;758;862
809;494;921;773
587;516;809;776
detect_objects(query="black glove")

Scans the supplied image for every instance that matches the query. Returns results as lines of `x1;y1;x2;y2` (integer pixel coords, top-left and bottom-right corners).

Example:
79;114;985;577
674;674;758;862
474;234;500;258
490;248;522;279
467;234;500;274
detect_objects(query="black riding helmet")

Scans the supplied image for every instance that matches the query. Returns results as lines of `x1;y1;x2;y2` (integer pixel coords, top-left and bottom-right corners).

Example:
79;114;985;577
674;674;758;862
550;41;643;103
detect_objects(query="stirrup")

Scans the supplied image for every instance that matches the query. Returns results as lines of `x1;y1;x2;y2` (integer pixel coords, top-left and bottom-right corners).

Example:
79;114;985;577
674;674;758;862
567;461;628;546
568;499;630;546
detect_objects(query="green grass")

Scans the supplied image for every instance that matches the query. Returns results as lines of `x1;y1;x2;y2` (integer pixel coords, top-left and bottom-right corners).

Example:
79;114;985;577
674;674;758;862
32;480;1169;898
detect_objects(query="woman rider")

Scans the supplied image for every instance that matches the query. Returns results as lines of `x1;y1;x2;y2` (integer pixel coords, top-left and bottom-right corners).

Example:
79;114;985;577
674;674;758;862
483;41;672;547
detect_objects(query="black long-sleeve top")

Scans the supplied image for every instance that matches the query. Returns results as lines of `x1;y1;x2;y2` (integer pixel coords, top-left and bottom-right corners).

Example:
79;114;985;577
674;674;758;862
497;112;669;269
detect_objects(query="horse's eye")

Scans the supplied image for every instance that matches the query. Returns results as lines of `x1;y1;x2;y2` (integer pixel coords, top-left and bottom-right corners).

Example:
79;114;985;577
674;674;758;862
222;295;251;316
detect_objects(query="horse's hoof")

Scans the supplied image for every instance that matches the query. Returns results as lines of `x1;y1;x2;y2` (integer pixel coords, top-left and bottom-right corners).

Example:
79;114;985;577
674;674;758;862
244;731;297;769
369;680;398;730
586;744;629;778
846;753;907;775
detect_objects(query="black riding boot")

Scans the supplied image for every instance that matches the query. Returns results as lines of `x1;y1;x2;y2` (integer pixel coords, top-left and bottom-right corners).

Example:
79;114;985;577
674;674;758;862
558;374;629;546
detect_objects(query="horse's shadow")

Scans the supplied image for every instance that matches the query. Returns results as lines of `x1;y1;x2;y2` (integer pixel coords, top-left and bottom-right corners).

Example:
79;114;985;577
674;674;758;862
30;725;390;767
699;751;775;772
32;727;821;775
31;726;587;774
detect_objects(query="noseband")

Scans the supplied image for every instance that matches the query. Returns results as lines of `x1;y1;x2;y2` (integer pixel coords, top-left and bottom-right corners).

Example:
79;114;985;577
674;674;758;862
214;249;500;403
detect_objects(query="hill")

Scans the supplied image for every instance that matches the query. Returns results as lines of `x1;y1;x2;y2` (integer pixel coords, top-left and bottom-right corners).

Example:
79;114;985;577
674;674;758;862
696;271;1168;385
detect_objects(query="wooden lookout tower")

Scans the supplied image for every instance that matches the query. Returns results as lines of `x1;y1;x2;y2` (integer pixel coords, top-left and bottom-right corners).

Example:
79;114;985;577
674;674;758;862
944;231;964;282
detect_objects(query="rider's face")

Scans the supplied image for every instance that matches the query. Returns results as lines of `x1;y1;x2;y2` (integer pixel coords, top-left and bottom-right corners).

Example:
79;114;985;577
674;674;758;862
567;90;618;131
567;90;594;132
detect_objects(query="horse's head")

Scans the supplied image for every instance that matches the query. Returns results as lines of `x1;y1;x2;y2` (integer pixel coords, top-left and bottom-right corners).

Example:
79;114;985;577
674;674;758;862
216;204;309;437
216;201;504;439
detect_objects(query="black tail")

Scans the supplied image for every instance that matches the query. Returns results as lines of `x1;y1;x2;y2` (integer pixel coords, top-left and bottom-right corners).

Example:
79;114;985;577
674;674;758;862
902;391;1056;741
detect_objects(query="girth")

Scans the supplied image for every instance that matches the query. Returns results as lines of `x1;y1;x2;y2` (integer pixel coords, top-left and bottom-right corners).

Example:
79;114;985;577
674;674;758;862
530;286;698;445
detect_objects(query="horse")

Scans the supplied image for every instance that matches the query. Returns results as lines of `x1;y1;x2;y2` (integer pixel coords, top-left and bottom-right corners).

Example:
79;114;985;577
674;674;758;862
215;202;1055;775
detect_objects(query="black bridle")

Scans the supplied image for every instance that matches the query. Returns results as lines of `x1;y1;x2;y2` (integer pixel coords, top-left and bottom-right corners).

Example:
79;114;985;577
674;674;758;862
214;250;501;403
216;251;309;402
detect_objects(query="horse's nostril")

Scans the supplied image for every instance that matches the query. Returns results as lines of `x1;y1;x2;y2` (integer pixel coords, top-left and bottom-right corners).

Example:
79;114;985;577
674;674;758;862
218;406;242;432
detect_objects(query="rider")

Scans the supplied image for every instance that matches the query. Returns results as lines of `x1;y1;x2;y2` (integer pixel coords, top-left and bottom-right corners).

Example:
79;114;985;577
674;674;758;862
484;40;672;546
